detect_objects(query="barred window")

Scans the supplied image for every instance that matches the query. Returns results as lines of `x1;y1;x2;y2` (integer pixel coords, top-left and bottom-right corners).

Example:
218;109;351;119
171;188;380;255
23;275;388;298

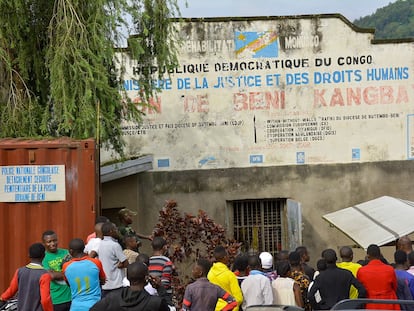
231;199;301;254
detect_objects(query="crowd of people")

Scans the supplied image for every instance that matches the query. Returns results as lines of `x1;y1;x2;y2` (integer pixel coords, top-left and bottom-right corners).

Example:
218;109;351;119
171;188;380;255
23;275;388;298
1;209;414;311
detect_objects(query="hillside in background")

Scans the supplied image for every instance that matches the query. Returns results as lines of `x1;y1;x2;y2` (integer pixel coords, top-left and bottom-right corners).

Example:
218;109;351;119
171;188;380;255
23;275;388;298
353;0;414;39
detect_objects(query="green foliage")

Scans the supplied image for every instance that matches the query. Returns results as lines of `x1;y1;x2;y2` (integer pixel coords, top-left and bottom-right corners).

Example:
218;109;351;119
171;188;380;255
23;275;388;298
0;0;180;153
354;0;414;39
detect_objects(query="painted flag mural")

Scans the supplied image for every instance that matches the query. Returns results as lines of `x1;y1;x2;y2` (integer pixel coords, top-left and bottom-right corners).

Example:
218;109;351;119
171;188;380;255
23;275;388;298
234;31;279;58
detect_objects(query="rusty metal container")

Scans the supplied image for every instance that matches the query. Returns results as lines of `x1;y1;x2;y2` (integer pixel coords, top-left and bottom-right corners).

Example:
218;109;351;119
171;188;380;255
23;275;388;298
0;138;99;292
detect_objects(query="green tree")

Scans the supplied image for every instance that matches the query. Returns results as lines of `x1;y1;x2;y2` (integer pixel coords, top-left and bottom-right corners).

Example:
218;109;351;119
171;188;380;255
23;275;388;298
0;0;180;153
354;0;414;40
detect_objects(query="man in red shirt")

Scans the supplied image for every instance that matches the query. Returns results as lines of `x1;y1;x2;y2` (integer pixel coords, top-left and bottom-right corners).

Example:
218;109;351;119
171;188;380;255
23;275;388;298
0;243;53;311
357;244;400;310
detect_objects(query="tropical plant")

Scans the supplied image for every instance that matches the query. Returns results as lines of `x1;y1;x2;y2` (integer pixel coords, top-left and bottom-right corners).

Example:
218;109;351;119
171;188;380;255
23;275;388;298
152;199;242;307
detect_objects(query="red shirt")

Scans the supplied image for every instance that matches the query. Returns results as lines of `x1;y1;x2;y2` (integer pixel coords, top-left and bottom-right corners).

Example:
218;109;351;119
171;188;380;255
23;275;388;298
357;259;400;310
86;232;96;243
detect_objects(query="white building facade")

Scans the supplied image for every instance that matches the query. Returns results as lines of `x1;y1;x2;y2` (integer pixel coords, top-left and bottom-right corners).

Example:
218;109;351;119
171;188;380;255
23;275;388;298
101;15;414;259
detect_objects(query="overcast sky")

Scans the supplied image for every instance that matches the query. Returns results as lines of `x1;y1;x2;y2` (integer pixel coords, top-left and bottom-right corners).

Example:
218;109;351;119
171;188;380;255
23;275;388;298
178;0;397;22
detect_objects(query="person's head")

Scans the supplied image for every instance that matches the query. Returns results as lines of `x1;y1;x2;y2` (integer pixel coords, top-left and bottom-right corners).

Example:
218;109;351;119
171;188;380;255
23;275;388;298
95;215;109;224
127;262;148;285
397;236;413;254
276;260;291;277
276;250;289;263
124;234;138;251
151;236;168;255
118;208;137;225
295;246;310;263
29;243;46;261
394;250;408;266
408;251;414;267
137;253;150;266
259;252;274;270
247;254;262;270
339;246;354;262
192;258;212;279
288;251;301;268
213;245;229;264
275;250;290;271
367;244;381;260
69;238;85;257
322;248;337;264
42;230;58;253
316;258;327;271
232;253;249;273
95;222;104;238
101;222;118;238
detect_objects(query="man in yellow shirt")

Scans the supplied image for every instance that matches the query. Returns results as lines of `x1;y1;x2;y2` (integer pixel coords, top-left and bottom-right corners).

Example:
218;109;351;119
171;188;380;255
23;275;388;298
207;246;243;311
336;246;362;299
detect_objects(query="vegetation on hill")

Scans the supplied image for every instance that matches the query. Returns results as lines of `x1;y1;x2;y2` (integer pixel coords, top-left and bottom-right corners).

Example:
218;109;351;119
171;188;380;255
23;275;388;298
354;0;414;39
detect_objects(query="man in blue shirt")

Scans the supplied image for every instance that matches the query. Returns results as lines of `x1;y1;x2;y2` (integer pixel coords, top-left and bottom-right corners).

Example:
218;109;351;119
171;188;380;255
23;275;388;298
62;239;106;311
394;250;414;300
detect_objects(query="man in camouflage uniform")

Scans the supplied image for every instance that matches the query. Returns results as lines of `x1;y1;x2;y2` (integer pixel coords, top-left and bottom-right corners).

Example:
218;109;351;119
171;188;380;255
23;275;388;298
118;208;152;250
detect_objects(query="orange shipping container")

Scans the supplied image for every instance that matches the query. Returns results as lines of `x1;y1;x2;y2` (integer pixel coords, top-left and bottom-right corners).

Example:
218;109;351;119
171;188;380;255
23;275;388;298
0;138;99;292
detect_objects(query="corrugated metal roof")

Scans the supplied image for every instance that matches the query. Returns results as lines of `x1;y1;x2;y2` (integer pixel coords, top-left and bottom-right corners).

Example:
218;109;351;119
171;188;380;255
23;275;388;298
323;196;414;249
100;155;153;183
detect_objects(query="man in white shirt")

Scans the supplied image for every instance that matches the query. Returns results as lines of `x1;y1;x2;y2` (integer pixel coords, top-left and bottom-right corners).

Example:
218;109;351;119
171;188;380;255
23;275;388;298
241;254;274;309
98;222;128;297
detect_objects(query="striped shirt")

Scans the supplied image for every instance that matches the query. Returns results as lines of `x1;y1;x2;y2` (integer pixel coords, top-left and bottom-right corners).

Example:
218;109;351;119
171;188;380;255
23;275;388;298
149;255;173;294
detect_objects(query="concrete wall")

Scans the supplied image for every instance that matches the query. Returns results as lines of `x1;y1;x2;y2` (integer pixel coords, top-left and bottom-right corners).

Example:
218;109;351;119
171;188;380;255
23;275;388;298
102;15;414;171
101;175;140;228
101;15;414;263
111;160;414;264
